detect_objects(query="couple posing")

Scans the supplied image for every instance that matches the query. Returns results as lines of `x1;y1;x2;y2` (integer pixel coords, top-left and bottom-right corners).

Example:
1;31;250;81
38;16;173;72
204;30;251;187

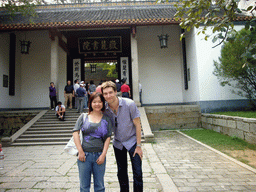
73;81;143;192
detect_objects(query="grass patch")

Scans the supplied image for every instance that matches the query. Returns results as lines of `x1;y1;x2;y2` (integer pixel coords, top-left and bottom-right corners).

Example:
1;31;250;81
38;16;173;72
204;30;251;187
211;111;256;118
181;129;256;151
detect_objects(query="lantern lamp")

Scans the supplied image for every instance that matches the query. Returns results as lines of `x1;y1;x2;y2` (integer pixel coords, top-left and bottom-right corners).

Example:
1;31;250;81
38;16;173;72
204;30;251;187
90;64;97;73
20;40;31;54
158;34;169;49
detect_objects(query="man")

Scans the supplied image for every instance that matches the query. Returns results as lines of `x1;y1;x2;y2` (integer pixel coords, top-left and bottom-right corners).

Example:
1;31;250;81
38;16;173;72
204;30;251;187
56;101;66;121
49;82;57;110
73;80;80;109
120;79;131;98
115;79;122;97
76;83;86;113
101;81;143;192
64;80;74;109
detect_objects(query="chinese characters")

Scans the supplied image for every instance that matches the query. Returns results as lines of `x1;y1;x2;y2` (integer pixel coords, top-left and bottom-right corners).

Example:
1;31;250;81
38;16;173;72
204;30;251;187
79;37;122;54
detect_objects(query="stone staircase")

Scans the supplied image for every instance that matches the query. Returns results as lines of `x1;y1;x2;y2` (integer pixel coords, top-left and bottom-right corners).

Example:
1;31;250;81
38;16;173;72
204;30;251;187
11;109;82;146
11;108;148;146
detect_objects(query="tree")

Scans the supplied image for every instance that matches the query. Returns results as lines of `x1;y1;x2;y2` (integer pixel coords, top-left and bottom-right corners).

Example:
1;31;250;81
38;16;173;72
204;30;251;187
98;63;118;79
174;0;256;47
0;0;41;18
213;26;256;107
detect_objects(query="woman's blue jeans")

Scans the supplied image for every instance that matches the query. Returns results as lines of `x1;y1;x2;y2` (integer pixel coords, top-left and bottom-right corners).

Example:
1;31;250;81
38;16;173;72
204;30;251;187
77;152;106;192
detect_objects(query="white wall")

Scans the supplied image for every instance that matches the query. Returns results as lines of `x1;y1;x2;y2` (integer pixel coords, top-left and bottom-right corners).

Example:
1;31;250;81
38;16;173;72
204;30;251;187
194;25;245;102
183;28;201;103
0;30;68;109
19;30;51;108
137;25;183;104
0;33;21;109
57;38;67;104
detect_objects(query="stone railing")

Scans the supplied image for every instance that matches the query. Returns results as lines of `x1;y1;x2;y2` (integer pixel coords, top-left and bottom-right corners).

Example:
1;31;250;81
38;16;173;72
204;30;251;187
201;113;256;144
145;105;201;131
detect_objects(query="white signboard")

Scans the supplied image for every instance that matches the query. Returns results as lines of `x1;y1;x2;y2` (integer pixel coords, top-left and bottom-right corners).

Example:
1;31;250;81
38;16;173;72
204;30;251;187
120;57;129;84
73;59;81;82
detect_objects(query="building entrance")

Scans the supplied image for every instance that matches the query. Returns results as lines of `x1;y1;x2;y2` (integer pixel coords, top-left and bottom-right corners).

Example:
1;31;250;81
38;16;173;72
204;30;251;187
63;28;132;95
84;61;118;86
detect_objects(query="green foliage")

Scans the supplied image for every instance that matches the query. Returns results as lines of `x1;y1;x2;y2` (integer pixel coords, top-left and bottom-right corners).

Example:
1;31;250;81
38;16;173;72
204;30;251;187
211;111;256;118
85;63;118;78
98;63;118;78
1;0;41;20
181;129;256;150
173;0;256;47
213;26;256;106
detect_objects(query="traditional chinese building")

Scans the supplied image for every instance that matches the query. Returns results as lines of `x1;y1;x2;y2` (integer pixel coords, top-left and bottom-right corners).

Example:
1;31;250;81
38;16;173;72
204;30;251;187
0;1;252;112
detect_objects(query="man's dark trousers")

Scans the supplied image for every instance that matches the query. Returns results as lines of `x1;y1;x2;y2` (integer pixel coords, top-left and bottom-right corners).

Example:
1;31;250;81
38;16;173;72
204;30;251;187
114;143;143;192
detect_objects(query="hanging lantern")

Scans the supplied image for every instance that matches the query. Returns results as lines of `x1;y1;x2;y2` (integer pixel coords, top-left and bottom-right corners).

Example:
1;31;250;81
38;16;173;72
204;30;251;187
90;64;97;73
20;40;31;54
158;34;169;49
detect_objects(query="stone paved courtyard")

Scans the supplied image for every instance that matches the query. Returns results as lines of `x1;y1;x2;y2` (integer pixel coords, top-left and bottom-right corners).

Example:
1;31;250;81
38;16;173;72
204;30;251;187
152;131;256;192
1;130;256;191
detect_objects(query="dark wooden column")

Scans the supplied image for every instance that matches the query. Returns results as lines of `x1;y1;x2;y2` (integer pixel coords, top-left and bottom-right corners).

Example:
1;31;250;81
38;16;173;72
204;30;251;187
181;29;188;90
9;33;16;96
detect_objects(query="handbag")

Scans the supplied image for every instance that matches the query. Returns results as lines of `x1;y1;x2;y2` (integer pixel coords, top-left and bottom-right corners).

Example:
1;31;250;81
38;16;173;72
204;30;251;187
64;113;87;156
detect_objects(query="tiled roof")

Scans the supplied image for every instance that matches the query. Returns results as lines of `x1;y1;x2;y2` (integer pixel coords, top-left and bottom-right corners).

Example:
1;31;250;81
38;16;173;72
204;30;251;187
0;2;252;31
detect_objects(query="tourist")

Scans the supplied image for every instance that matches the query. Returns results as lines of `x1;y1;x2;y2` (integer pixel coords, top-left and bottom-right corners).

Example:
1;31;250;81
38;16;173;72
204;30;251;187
76;83;86;113
96;82;102;93
115;79;122;97
88;80;96;96
64;80;74;109
120;79;131;98
73;92;112;192
56;101;66;121
49;82;57;110
101;81;143;192
82;83;88;109
74;79;80;109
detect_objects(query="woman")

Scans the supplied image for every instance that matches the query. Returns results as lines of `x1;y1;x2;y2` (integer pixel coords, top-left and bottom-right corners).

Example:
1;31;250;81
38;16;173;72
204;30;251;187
49;82;57;110
73;92;112;192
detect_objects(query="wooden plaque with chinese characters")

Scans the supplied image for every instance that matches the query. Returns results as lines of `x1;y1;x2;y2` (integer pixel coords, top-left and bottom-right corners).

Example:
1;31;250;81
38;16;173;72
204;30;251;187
78;36;122;54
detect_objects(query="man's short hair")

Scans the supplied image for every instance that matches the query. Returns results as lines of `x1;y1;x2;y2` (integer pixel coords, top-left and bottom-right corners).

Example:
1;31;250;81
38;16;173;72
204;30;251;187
101;81;117;92
57;101;62;105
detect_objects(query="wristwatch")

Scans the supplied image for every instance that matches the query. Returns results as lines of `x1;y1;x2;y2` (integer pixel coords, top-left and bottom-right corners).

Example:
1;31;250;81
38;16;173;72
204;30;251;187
137;143;142;147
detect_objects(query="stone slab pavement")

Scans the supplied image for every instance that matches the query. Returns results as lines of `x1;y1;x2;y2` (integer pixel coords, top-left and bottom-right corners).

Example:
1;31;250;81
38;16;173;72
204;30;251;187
0;130;256;191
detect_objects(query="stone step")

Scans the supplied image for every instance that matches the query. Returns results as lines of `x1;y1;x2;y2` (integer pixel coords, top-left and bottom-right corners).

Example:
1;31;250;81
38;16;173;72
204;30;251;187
12;109;147;146
14;137;71;143
25;130;72;134
11;141;68;146
35;121;77;124
38;118;78;121
42;113;80;118
28;127;73;131
40;116;79;119
20;133;72;138
31;123;75;127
